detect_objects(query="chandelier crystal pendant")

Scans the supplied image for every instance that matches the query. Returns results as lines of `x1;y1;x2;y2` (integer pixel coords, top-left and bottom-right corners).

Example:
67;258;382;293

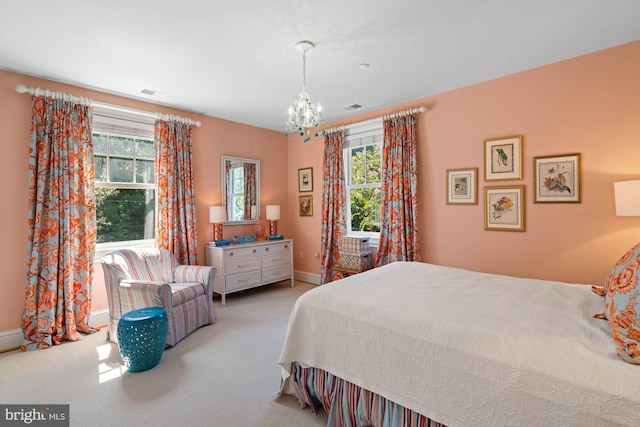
285;41;323;143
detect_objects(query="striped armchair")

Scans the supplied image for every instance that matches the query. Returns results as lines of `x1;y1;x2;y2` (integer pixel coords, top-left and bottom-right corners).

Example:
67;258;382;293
101;248;216;347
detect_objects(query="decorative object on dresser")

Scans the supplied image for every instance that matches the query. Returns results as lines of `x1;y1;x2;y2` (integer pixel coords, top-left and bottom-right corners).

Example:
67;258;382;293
205;239;294;306
209;205;227;241
266;205;281;236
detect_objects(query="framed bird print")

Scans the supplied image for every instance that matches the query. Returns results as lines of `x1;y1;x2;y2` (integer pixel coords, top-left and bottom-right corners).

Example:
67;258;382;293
533;153;581;203
484;136;522;181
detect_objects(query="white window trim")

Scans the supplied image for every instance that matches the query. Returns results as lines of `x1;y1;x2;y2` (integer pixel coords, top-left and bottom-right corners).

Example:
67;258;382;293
93;109;157;255
343;118;383;248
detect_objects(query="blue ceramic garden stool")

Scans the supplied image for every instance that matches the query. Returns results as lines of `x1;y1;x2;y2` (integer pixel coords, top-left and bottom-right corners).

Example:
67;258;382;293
117;307;168;372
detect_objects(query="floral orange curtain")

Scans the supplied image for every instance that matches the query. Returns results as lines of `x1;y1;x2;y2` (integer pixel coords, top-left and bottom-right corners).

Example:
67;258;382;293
320;130;347;284
154;119;199;265
22;96;96;351
375;114;421;266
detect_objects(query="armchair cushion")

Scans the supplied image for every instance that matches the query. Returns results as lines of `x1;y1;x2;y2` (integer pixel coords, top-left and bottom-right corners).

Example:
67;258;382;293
102;248;216;347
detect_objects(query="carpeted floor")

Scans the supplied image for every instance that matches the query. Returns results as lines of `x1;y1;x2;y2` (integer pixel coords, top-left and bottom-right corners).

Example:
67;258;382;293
0;280;327;427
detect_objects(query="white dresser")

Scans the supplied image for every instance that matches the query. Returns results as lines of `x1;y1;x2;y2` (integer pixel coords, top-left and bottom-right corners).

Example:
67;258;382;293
205;239;294;305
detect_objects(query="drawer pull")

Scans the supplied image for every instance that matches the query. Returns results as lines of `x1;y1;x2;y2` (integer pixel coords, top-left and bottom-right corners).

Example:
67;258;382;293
239;277;250;283
265;247;269;251
237;263;250;268
253;249;256;253
229;252;233;256
272;257;283;263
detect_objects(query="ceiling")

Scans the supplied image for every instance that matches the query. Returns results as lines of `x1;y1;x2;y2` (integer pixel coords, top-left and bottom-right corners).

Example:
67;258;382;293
2;1;639;132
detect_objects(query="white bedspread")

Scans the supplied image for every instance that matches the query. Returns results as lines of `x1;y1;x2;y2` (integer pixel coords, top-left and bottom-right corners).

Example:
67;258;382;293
278;261;640;426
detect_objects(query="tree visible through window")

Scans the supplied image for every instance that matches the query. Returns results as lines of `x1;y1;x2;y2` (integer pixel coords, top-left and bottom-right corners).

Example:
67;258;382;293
94;132;155;244
347;143;381;233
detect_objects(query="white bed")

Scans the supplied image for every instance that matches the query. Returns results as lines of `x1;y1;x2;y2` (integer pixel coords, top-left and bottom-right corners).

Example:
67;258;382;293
278;261;640;426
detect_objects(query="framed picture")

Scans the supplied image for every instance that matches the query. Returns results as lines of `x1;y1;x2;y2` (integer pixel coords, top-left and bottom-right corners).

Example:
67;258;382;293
533;153;581;203
484;136;522;181
484;185;525;231
299;195;313;216
298;167;313;192
446;168;478;204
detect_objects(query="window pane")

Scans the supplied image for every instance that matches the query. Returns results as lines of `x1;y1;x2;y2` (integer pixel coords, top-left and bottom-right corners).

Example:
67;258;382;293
95;156;107;182
109;158;134;183
136;159;155;184
366;160;381;183
231;195;245;221
96;188;155;243
109;136;134;156
350;188;381;232
136;139;155;158
93;134;107;154
351;147;365;185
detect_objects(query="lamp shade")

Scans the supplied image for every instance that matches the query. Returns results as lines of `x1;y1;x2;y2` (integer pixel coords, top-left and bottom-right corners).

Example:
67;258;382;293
266;205;280;220
614;180;640;216
209;206;227;223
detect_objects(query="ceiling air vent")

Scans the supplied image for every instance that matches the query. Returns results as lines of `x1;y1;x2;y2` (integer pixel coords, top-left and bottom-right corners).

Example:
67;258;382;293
341;103;363;111
140;88;156;96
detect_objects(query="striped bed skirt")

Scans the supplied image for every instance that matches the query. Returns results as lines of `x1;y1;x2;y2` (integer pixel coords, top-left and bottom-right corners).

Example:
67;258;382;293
288;362;446;427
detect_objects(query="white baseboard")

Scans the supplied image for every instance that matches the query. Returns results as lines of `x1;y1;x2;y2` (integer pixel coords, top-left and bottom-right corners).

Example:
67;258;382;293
0;309;110;353
0;328;22;352
294;270;321;285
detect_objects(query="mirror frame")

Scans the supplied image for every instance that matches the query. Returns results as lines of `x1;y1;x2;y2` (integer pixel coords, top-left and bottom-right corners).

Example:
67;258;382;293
221;155;260;225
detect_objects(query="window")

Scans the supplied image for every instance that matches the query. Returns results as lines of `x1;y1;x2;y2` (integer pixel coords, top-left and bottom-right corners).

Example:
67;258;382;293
344;118;383;246
92;106;156;249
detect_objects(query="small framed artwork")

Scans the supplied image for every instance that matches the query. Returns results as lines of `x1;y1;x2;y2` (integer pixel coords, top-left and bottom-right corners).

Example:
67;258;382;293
484;135;523;181
484;185;525;231
299;195;313;216
446;167;478;204
533;153;581;203
298;167;313;192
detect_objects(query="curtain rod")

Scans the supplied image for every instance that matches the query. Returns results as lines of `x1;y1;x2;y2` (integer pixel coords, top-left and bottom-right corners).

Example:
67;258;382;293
15;83;202;127
321;105;426;134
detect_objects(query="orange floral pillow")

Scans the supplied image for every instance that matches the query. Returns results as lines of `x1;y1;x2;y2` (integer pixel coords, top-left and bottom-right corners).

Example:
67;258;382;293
604;242;640;364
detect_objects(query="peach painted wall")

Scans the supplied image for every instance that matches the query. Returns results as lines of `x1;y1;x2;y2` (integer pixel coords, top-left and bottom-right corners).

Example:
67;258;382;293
288;41;640;285
0;70;288;332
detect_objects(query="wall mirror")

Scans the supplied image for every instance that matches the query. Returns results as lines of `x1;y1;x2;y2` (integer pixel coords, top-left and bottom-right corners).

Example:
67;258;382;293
221;156;260;224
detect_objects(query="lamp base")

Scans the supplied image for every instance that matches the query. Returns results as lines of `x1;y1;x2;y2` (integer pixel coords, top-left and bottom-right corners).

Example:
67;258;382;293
213;223;223;241
269;220;278;236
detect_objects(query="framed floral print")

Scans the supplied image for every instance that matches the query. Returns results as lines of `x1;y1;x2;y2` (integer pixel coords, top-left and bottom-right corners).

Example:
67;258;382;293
484;185;525;231
446;167;478;204
533;153;581;203
299;195;313;216
298;167;313;192
484;135;523;181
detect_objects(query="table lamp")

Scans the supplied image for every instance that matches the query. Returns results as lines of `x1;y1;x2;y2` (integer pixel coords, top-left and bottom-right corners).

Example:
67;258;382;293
614;180;640;216
266;205;280;236
209;206;227;241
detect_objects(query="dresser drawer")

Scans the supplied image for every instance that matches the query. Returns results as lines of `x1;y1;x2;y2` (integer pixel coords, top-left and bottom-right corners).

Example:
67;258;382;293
226;270;261;292
225;246;259;259
226;257;261;275
262;264;292;283
261;242;291;255
262;252;290;269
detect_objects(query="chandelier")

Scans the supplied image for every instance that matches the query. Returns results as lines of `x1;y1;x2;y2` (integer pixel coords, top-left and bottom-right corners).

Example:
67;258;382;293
285;41;323;143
